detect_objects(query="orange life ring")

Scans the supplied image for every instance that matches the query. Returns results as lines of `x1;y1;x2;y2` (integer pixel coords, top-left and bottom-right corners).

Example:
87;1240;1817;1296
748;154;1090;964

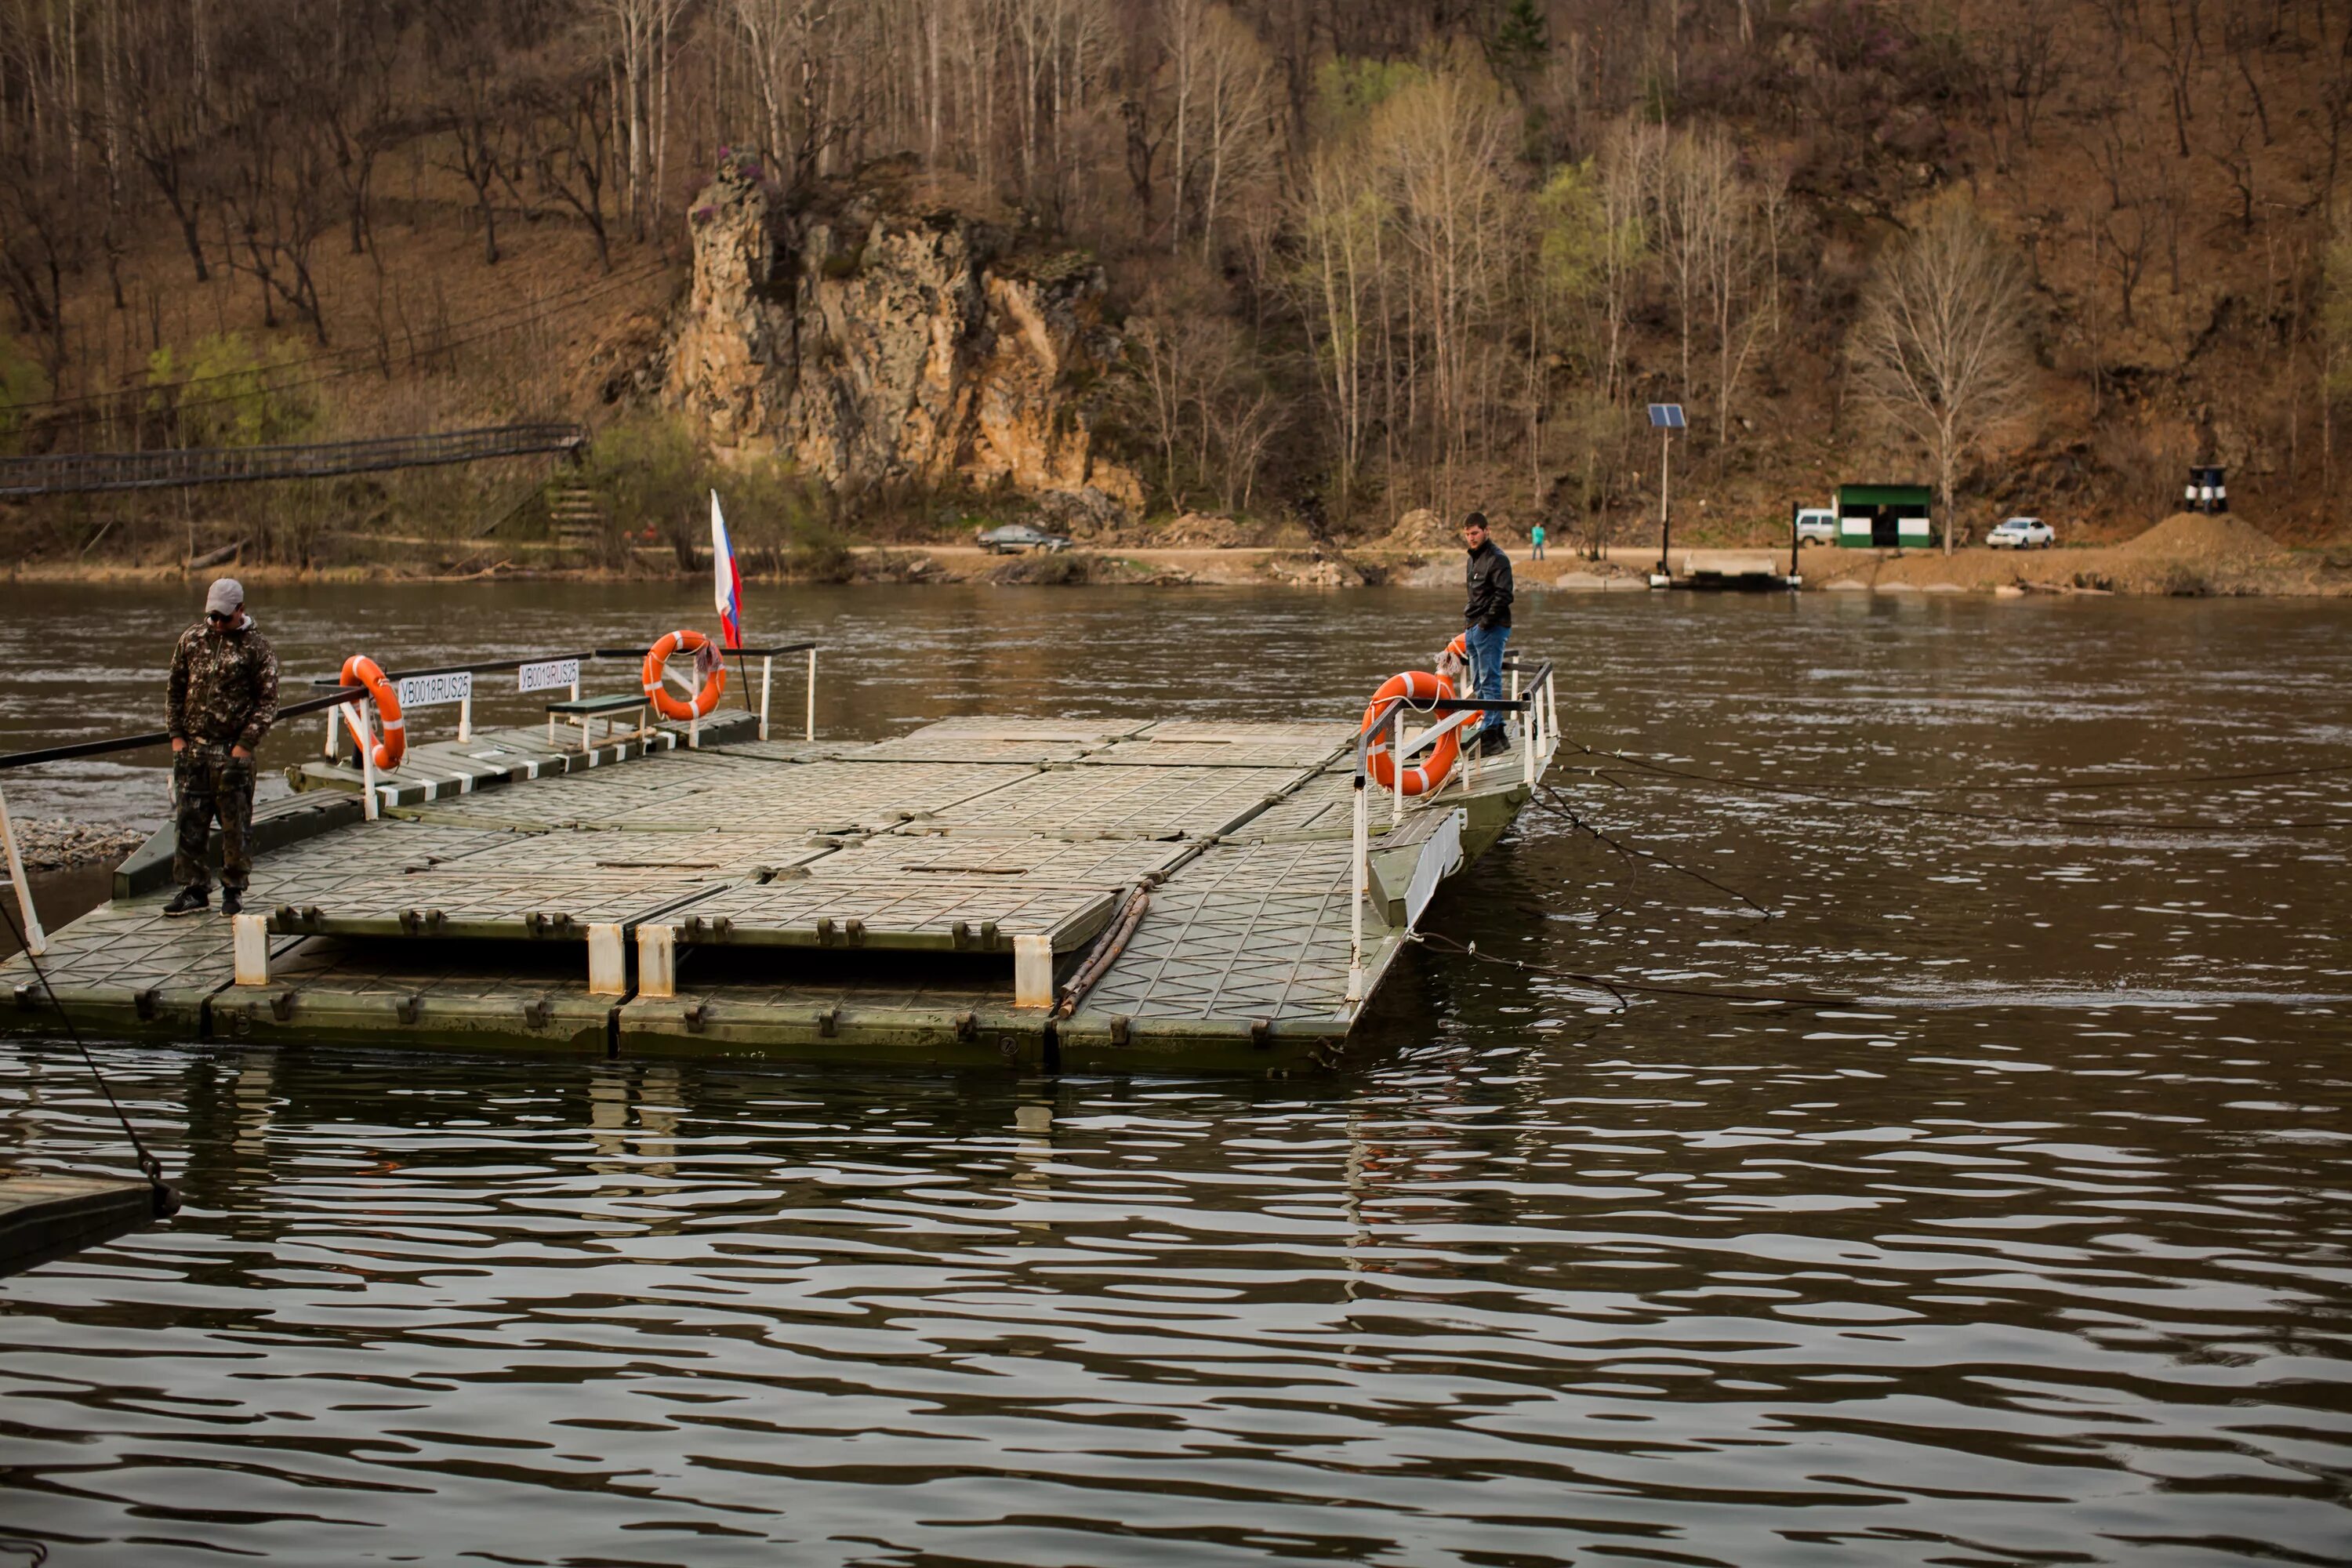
1359;670;1461;797
642;628;727;720
339;655;405;770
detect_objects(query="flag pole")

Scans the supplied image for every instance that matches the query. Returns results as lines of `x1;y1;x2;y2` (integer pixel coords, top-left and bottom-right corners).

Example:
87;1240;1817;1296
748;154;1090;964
713;486;757;717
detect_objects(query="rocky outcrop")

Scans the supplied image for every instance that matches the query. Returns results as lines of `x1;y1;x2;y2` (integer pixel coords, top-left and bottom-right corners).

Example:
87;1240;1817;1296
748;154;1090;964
664;154;1142;518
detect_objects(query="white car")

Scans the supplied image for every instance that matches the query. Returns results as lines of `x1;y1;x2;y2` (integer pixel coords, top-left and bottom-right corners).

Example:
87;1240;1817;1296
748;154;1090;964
1794;507;1838;546
1987;517;2054;550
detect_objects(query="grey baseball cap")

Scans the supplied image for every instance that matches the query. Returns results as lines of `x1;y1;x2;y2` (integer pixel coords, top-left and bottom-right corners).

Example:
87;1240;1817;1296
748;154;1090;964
205;578;244;616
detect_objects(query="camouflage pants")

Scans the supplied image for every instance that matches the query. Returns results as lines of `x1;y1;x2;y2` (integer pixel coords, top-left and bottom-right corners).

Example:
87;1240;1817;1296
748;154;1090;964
172;745;255;892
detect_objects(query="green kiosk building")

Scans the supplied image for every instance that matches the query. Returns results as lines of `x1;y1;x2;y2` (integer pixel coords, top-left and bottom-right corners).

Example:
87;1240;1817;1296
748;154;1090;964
1837;484;1934;549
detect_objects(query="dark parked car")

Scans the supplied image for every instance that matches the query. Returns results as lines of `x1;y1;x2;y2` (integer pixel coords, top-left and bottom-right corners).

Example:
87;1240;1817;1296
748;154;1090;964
977;523;1074;554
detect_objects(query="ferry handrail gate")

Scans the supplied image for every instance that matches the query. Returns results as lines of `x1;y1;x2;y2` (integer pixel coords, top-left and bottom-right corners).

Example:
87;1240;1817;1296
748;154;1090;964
0;639;822;953
1346;659;1555;1004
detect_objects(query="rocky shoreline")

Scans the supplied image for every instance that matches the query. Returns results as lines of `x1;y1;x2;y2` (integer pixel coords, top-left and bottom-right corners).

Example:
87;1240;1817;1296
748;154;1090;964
6;818;149;873
9;514;2347;596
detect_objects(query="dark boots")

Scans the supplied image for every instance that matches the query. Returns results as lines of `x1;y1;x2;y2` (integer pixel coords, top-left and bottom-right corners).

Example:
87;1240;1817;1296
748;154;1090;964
163;886;210;918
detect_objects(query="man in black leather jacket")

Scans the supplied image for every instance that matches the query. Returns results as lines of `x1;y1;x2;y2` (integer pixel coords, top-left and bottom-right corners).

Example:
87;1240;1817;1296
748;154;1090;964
1461;513;1513;756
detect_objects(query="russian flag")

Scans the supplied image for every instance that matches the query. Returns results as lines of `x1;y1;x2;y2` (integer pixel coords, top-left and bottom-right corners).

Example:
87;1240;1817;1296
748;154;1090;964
711;488;743;649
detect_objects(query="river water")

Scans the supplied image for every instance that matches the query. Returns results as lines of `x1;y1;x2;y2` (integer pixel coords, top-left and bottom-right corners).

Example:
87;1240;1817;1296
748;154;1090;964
1;583;2347;1566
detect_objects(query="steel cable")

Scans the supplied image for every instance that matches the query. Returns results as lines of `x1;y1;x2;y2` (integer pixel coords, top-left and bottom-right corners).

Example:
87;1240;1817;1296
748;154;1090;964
0;893;180;1215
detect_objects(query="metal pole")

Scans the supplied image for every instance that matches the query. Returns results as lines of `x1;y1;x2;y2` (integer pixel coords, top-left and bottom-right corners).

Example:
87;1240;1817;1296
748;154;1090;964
805;647;818;740
758;655;773;741
1390;707;1404;826
0;782;47;956
1658;427;1671;579
1347;775;1367;1004
350;702;379;821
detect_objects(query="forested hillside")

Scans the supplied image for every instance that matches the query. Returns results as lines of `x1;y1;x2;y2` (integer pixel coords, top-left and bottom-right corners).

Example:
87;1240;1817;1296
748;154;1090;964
5;0;2350;562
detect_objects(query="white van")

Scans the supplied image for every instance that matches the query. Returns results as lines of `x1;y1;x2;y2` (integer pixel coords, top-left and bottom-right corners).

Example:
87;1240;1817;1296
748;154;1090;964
1794;507;1837;546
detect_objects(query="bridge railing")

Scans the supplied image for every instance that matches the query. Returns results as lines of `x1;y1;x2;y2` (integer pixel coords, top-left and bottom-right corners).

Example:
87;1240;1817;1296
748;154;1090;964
0;423;589;499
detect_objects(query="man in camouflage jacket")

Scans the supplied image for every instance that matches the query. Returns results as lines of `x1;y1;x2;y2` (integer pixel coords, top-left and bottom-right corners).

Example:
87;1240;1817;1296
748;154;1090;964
162;579;279;917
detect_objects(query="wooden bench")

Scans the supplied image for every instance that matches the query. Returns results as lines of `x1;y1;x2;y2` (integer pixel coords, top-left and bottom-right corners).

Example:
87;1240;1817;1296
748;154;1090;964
546;693;650;751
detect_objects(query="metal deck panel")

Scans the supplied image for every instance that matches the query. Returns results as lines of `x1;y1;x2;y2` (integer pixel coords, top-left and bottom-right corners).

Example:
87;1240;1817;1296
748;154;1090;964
1138;720;1359;744
394;771;732;830
662;879;1116;953
1082;737;1348;770
596;760;1037;833
807;736;1099;765
924;765;1313;840
221;937;612;1052
256;863;728;940
1071;841;1363;1024
2;895;245;1033
618;973;1042;1066
434;829;838;878
255;820;530;877
1217;771;1361;841
807;835;1196;887
703;738;844;764
900;717;1150;743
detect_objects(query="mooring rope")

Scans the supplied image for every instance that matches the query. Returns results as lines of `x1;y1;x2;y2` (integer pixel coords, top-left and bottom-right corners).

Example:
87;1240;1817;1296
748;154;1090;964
1534;784;1777;917
0;894;179;1215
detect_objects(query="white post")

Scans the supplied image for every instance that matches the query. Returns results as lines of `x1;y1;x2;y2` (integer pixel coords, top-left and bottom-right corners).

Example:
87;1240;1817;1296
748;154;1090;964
0;782;47;956
231;913;270;986
457;690;473;744
586;924;628;996
1390;707;1404;826
758;655;773;741
347;702;379;821
637;924;677;999
322;706;337;757
805;648;818;740
1509;662;1521;755
1013;935;1054;1009
1346;776;1367;1003
688;702;699;750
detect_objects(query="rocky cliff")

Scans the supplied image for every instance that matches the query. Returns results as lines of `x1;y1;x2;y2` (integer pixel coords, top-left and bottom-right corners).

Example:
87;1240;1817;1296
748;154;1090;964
663;154;1142;522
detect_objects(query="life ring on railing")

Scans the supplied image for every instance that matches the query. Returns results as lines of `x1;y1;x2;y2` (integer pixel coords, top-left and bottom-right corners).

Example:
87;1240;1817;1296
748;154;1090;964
1359;670;1461;797
338;655;405;770
641;628;727;720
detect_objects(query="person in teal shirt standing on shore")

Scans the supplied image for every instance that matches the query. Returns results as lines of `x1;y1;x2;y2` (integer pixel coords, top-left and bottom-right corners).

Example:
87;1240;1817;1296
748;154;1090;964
1530;521;1547;559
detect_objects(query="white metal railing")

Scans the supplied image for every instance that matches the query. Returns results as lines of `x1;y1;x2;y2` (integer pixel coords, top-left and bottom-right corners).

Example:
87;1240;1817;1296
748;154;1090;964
1;634;824;938
1345;662;1550;1006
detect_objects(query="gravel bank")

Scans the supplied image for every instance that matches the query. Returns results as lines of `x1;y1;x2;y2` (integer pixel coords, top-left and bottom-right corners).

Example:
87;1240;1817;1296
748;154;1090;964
6;818;149;873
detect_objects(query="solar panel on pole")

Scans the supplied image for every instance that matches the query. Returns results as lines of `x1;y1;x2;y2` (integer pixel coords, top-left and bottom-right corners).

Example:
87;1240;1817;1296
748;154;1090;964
1649;405;1685;579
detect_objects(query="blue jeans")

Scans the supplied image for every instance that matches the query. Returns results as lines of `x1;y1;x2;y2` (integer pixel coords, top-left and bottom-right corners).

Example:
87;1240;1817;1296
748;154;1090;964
1465;622;1509;736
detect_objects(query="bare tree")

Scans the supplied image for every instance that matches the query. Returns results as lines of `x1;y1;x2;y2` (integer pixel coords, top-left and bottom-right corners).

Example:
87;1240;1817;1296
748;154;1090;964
1847;197;2034;554
1158;0;1279;256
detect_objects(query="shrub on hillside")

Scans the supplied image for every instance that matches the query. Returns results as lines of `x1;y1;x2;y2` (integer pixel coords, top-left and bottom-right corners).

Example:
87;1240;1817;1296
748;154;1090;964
145;333;313;448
